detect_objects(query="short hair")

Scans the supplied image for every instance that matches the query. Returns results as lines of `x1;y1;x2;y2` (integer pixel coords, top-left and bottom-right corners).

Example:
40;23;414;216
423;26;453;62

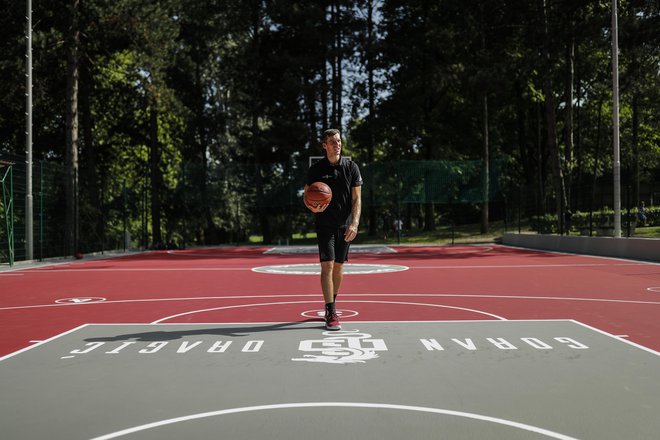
321;129;341;143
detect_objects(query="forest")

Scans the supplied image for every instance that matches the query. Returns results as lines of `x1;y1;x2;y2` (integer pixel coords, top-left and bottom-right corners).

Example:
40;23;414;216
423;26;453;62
0;0;658;260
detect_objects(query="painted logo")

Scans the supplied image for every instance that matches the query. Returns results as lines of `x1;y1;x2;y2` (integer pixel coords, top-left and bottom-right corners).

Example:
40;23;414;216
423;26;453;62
292;330;387;364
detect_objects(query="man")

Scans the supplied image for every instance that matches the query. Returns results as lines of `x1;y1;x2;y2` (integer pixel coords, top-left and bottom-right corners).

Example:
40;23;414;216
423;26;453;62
304;129;362;330
639;201;647;226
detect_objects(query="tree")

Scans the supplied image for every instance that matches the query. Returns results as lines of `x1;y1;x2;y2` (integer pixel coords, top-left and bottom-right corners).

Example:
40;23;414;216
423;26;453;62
65;0;80;255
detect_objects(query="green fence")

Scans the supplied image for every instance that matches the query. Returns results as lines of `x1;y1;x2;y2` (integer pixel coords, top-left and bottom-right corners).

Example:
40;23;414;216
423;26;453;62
1;149;657;265
1;162;15;265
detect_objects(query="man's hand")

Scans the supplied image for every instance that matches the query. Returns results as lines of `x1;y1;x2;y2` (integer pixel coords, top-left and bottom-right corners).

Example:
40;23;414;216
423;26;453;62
304;184;329;213
344;223;358;242
306;201;329;213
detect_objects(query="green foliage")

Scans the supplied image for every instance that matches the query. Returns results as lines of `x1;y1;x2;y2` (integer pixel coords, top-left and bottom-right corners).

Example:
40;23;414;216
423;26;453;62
531;206;659;236
0;0;658;256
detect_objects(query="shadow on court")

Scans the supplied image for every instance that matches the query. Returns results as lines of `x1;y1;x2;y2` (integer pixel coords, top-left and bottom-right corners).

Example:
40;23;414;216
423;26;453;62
355;246;567;262
84;320;323;342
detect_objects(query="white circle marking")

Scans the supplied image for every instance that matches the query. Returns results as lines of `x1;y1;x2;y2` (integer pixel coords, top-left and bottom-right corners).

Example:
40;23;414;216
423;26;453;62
89;402;579;440
252;263;409;275
151;300;506;324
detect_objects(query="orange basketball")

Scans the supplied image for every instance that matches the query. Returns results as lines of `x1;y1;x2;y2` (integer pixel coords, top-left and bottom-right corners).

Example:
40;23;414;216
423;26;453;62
305;182;332;207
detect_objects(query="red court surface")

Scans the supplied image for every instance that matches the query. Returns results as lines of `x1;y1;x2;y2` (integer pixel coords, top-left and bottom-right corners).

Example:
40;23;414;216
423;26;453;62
1;244;659;358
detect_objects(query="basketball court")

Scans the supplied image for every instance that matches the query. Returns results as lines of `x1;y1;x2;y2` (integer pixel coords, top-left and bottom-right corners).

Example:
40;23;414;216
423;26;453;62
1;244;659;439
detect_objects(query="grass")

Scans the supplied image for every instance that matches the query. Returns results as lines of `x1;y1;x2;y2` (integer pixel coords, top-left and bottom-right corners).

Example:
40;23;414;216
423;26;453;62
356;219;525;245
633;225;660;238
249;219;531;246
248;219;659;246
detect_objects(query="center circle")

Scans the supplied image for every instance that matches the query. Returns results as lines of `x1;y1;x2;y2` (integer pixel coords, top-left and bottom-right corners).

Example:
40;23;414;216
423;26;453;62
252;263;409;275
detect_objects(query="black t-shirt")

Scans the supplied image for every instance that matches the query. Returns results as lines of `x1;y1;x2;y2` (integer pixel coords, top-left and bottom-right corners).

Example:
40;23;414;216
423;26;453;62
306;156;363;228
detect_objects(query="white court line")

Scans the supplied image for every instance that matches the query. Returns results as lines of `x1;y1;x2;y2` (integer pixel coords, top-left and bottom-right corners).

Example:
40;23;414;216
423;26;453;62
433;246;493;253
252;263;409;275
1;244;655;275
151;300;507;323
12;267;252;272
570;320;660;357
498;243;660;266
411;263;647;269
0;261;75;273
3;319;657;362
4;262;649;273
88;402;580;440
0;324;90;362
2;292;659;312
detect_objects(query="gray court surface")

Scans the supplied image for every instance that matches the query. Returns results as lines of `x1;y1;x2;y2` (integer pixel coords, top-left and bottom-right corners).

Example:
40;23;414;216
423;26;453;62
1;320;659;440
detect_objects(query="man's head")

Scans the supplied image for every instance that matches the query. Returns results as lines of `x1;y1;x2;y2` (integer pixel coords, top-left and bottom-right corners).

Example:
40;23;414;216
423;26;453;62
321;129;341;143
321;129;342;160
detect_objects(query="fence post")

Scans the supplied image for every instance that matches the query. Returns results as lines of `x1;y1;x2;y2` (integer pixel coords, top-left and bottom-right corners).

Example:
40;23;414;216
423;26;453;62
1;165;15;266
123;181;127;252
39;160;43;261
518;186;522;233
626;185;631;237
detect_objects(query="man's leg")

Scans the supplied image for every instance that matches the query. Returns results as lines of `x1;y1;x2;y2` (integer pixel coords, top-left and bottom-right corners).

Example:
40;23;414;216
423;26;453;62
320;261;335;304
317;227;335;305
332;227;351;304
332;263;343;302
317;228;340;330
321;260;340;330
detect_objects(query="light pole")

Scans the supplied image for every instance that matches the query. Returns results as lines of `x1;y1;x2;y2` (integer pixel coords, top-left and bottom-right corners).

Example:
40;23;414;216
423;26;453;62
612;0;621;238
26;0;34;259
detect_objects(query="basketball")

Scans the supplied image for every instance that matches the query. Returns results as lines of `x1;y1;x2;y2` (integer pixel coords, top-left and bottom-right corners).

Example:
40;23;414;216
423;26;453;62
305;182;332;207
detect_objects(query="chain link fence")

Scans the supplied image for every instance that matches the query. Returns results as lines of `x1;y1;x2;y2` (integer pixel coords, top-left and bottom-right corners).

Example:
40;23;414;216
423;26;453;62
1;149;658;265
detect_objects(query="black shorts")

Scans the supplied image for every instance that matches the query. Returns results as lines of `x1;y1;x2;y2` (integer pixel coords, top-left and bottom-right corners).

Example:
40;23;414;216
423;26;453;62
316;226;351;263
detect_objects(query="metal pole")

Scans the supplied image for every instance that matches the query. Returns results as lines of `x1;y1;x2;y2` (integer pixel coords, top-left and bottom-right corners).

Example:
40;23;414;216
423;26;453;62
39;159;43;260
123;181;127;252
612;0;622;238
25;0;34;259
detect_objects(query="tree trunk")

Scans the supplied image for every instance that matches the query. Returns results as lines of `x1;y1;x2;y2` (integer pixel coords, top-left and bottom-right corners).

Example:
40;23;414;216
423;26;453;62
336;2;343;132
80;52;101;249
330;2;342;129
250;1;270;244
149;100;162;247
590;98;604;224
630;51;640;205
421;0;434;231
194;60;214;244
564;38;574;166
575;43;583;211
480;8;489;234
537;103;544;215
543;75;565;233
304;73;318;143
65;0;80;256
321;55;328;129
540;0;565;233
367;0;377;236
481;92;489;234
515;81;533;187
632;93;640;205
564;36;575;212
